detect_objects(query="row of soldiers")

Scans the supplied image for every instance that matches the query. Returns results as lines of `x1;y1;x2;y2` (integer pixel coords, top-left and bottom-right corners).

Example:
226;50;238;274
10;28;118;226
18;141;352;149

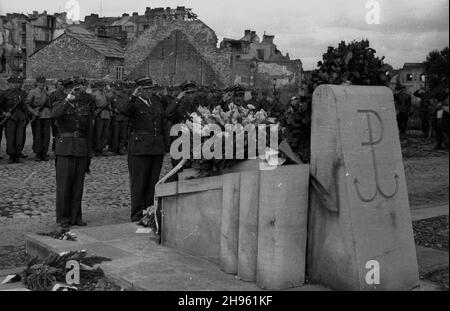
394;84;449;149
0;76;297;164
0;76;139;163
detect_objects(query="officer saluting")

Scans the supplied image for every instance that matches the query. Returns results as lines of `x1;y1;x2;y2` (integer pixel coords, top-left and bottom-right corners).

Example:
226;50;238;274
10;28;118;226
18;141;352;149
52;78;95;229
120;76;182;222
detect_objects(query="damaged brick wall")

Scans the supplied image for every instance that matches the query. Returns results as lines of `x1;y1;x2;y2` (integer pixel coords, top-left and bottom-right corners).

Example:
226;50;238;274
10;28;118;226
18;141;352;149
133;29;221;86
125;19;232;85
27;34;124;80
233;59;302;90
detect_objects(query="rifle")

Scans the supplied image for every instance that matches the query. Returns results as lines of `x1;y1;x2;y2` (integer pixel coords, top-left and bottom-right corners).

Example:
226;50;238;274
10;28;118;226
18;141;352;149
0;100;23;127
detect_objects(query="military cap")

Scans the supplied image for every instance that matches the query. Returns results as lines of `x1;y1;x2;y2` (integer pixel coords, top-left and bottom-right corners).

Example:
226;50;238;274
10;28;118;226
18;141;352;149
110;80;123;89
92;81;106;88
230;84;246;96
180;80;197;93
7;76;24;84
36;76;46;83
135;76;153;87
61;78;75;88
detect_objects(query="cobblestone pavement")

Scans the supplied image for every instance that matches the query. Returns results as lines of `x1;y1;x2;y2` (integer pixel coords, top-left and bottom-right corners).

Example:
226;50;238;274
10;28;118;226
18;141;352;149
0;153;172;221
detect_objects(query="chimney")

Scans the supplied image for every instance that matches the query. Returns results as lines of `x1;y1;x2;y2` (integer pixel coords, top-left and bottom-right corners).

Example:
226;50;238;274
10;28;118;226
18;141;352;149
122;13;129;17
262;34;274;44
132;12;138;16
244;29;251;36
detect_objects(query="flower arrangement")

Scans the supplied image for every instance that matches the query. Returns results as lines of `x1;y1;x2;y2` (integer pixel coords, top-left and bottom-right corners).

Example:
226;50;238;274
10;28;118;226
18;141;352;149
178;103;279;177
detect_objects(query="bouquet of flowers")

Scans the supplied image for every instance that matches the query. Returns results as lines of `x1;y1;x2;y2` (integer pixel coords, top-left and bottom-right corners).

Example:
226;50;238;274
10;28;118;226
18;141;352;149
179;103;279;177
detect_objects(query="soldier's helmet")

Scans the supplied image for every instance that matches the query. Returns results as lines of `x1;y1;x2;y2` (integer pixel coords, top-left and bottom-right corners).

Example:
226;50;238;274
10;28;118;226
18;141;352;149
180;80;197;94
135;76;153;88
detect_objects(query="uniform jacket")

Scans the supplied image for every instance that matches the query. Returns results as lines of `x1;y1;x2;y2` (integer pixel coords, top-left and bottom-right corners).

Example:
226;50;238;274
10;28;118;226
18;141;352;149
26;87;51;119
120;93;178;155
110;91;129;122
93;90;112;119
394;92;412;113
0;88;29;121
52;92;95;157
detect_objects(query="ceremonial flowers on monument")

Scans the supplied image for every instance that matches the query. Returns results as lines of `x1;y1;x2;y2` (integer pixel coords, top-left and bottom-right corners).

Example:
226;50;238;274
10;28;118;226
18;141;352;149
171;103;280;177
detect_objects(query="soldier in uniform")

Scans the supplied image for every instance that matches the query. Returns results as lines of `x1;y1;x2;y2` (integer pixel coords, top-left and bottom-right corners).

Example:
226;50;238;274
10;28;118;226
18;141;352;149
52;78;95;228
49;79;66;152
120;76;182;222
394;86;412;135
27;76;52;161
110;81;129;155
92;81;112;156
0;77;36;164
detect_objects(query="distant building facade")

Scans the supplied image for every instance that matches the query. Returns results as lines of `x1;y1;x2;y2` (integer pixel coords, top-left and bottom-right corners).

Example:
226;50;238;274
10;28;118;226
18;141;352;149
0;11;68;78
27;30;124;80
390;62;427;106
220;30;302;89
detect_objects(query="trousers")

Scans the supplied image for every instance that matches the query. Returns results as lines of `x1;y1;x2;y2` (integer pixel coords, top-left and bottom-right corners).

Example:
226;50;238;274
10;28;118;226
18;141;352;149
55;155;88;226
32;118;51;156
5;119;26;156
128;154;164;222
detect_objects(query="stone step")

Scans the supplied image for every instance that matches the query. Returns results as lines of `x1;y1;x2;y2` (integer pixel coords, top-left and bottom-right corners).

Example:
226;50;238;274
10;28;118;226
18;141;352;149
24;223;327;291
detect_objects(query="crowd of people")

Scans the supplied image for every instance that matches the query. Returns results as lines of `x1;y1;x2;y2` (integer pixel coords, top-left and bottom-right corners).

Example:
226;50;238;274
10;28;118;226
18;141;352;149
0;76;306;164
0;75;305;231
0;75;447;232
394;84;449;149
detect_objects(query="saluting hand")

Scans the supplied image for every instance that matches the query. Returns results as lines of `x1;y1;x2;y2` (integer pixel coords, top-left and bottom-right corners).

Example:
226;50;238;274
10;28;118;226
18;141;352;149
176;91;186;101
132;86;142;98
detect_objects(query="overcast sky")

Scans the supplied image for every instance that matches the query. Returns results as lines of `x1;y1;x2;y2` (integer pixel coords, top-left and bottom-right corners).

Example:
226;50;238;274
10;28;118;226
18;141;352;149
1;0;448;69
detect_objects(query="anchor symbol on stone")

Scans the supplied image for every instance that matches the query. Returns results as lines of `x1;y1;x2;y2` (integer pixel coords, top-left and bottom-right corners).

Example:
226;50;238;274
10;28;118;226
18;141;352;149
354;109;400;203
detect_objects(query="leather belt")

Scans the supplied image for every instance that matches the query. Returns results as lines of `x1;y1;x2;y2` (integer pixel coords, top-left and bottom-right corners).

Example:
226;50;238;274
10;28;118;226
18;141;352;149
59;131;86;138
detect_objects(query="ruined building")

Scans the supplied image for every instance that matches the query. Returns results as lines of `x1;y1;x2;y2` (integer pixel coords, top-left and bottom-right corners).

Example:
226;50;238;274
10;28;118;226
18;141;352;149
125;14;302;89
0;11;68;78
3;7;302;88
84;6;197;44
221;30;302;89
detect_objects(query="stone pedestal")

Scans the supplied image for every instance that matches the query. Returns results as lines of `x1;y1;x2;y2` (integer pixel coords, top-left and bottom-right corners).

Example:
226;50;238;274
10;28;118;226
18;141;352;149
308;85;419;291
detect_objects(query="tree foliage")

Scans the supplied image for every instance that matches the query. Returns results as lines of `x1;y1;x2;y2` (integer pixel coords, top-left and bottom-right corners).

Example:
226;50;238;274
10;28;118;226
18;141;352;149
424;47;449;98
311;39;392;86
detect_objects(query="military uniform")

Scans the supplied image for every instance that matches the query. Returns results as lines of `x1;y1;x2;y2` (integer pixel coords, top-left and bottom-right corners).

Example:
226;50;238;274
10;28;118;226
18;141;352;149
49;87;66;151
110;87;129;155
52;81;94;227
93;84;112;156
27;77;52;160
120;77;178;222
394;89;412;134
0;79;29;163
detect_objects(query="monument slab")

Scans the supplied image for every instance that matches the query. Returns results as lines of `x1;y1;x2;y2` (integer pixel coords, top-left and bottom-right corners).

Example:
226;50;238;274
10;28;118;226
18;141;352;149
308;85;419;290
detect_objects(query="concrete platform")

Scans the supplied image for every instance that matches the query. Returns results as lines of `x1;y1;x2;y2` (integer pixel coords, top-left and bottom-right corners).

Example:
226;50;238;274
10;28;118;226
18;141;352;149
416;246;449;275
411;204;449;221
25;223;329;291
